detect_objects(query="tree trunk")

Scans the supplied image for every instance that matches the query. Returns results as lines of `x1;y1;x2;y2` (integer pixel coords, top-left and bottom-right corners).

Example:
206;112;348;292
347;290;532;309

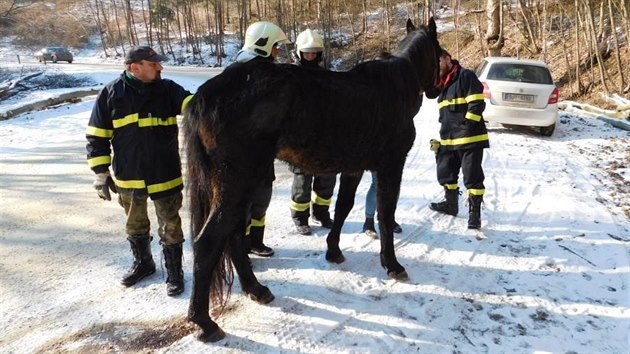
485;0;503;56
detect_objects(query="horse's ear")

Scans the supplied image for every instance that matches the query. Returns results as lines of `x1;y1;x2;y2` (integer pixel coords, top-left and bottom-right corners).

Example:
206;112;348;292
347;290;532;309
406;18;416;33
428;16;437;36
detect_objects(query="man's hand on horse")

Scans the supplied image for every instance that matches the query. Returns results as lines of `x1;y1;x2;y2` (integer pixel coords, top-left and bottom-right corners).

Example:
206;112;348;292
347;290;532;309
93;172;117;201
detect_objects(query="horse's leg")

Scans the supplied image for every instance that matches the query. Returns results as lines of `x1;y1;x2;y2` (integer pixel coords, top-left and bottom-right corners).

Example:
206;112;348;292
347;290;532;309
229;228;275;304
188;212;229;342
326;172;362;263
376;167;408;280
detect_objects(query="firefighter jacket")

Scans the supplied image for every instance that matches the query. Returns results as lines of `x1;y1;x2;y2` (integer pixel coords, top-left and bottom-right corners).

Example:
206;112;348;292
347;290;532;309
437;61;489;151
86;72;193;200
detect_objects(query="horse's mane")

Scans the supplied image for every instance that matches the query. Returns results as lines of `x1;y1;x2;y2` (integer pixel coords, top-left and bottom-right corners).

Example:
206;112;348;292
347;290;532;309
393;24;439;92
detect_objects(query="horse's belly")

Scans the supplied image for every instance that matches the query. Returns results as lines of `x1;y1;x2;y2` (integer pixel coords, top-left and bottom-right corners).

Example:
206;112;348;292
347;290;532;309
276;146;378;175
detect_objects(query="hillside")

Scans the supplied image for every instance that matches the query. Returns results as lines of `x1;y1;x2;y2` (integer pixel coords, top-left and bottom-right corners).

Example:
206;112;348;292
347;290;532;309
1;1;628;108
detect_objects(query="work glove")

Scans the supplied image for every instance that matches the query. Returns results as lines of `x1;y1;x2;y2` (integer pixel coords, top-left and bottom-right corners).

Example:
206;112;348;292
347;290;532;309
429;139;441;155
94;172;117;201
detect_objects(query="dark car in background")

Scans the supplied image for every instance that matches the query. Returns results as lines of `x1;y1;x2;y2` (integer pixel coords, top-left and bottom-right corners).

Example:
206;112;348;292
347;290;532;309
36;47;73;63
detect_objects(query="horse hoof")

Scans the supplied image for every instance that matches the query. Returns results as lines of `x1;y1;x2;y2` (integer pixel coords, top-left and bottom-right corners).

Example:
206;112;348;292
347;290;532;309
325;251;345;264
247;288;275;304
197;326;226;342
387;269;409;280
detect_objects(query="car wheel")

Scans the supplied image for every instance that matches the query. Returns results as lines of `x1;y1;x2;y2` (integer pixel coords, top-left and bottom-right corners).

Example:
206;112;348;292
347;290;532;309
68;60;73;64
52;56;58;63
540;123;555;137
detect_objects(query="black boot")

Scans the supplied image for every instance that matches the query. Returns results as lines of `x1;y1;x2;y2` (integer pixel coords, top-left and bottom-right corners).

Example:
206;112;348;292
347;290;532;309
121;235;156;287
291;210;312;235
429;188;459;216
163;244;185;296
393;221;403;234
294;217;312;235
362;217;378;239
468;195;483;229
249;226;274;257
312;204;333;229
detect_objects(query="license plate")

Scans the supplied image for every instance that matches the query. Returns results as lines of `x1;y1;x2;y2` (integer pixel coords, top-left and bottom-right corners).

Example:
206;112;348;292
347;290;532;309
503;93;535;103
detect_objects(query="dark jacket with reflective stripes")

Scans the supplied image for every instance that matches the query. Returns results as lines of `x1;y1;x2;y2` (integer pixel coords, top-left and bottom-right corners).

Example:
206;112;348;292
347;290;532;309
437;62;489;151
86;72;192;200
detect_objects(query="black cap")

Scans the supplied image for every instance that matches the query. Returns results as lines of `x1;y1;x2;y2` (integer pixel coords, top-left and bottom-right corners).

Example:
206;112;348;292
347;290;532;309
125;46;166;64
439;47;451;58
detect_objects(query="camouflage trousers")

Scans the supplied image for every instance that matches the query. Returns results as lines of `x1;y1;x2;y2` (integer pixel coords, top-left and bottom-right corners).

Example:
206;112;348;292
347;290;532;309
117;190;184;246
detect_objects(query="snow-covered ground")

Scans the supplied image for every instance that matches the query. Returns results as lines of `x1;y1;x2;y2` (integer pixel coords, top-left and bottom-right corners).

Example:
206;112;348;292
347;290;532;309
0;61;629;353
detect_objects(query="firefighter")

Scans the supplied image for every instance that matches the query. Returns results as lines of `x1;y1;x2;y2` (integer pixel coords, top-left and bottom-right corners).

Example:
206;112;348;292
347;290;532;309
235;21;291;256
86;46;193;296
429;48;489;229
288;29;337;236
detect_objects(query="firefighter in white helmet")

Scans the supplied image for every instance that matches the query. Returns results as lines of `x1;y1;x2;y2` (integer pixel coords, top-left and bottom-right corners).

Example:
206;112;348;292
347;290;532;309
288;29;337;235
235;21;290;63
233;21;289;257
294;28;325;68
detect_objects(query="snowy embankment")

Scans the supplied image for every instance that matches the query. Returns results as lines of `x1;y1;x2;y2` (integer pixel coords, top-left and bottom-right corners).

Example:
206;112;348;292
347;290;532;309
0;73;629;353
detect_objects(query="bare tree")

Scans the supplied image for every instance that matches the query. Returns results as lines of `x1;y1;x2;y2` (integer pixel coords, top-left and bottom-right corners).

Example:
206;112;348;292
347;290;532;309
485;0;503;56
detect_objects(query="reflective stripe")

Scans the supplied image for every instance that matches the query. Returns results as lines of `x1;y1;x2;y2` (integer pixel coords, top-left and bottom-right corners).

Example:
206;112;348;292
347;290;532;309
290;200;310;212
465;112;482;122
113;113;178;129
439;94;484;109
113;176;183;192
147;176;183;194
441;133;489;146
86;126;113;138
438;97;466;109
182;95;194;112
87;155;111;168
465;93;485;102
468;188;485;196
113;113;139;128
445;184;459;190
114;178;146;189
138;116;178;127
311;192;332;206
250;216;265;227
245;217;265;236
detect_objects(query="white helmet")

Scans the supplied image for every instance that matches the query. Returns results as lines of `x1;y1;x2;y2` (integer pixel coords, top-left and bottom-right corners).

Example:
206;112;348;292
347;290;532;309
242;21;289;58
296;29;324;53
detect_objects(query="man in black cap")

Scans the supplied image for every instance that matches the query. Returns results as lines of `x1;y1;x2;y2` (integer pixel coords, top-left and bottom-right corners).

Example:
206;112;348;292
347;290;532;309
86;45;193;296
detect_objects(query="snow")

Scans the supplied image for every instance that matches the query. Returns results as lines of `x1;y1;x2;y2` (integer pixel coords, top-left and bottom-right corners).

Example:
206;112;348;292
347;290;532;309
1;55;630;353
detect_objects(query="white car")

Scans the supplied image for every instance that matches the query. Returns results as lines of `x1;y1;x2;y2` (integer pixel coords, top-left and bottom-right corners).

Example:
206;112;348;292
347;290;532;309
475;57;559;136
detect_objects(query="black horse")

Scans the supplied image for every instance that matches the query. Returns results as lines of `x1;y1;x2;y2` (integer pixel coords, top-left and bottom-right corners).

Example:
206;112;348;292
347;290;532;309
183;18;442;342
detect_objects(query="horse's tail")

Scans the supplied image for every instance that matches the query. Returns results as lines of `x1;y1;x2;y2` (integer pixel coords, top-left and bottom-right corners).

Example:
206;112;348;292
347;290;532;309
183;92;234;311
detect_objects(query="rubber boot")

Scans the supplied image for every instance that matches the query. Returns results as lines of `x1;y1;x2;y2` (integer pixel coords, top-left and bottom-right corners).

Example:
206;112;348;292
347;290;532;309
121;235;156;287
163;243;185;296
429;188;459;216
249;226;274;257
468;195;483;230
362;217;378;239
291;209;312;235
311;204;333;229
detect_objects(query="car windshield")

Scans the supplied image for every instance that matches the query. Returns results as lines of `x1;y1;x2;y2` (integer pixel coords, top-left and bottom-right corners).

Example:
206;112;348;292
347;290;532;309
487;63;553;84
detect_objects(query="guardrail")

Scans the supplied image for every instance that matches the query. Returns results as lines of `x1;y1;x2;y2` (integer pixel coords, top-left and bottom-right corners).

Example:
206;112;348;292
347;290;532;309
0;54;43;65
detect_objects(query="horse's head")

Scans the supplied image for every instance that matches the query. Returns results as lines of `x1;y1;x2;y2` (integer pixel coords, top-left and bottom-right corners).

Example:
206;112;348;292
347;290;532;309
395;17;442;99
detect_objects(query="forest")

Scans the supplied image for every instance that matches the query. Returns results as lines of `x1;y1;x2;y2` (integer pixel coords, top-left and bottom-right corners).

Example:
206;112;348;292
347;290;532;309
1;0;629;103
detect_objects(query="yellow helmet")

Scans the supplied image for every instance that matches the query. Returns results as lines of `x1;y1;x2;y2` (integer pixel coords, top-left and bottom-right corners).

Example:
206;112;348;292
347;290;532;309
296;29;324;53
242;21;289;58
